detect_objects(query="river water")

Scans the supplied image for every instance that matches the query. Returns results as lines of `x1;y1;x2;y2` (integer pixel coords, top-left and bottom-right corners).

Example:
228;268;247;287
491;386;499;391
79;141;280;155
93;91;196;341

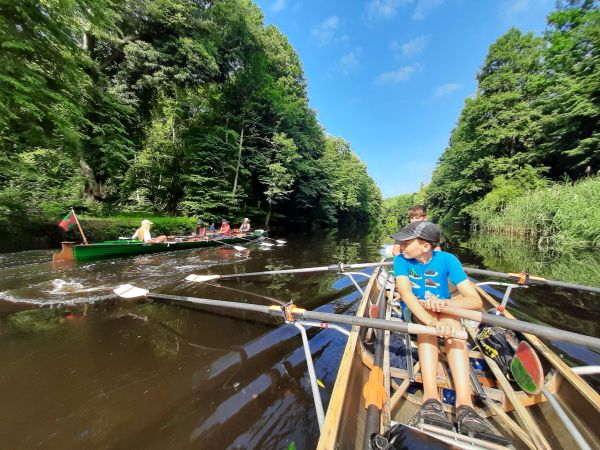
0;232;599;449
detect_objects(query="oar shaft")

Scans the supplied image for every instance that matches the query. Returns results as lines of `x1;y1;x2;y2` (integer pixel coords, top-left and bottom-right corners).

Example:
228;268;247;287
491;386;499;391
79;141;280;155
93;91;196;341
213;261;393;280
444;306;600;350
147;292;465;338
464;267;600;294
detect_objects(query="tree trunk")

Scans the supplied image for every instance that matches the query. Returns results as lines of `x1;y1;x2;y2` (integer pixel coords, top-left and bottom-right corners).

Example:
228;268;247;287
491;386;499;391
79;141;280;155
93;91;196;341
264;200;272;230
232;126;244;195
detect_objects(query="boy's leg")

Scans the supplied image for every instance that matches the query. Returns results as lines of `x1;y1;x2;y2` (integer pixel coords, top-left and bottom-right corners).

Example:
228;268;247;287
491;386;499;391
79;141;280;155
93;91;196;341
439;314;472;407
416;334;441;401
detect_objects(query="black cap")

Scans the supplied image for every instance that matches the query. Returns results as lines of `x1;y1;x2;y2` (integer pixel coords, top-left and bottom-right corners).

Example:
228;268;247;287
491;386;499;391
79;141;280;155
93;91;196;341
391;221;440;243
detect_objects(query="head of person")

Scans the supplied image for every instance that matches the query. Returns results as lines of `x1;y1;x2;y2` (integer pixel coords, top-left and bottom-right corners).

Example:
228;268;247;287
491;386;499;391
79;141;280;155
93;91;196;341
197;219;204;227
391;221;440;259
408;205;427;223
243;218;250;223
222;219;228;224
141;219;153;230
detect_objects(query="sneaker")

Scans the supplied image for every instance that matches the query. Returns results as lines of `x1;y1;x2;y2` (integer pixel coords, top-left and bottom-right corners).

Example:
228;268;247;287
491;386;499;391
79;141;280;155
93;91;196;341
456;405;512;446
409;398;454;431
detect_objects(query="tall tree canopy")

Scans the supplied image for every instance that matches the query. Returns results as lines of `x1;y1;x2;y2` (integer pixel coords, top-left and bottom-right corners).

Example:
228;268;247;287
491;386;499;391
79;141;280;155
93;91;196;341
0;0;381;230
426;0;599;225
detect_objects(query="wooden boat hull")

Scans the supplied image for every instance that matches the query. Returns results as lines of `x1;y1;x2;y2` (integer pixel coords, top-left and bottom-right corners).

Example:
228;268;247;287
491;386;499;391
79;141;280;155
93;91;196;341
317;266;600;450
53;231;264;261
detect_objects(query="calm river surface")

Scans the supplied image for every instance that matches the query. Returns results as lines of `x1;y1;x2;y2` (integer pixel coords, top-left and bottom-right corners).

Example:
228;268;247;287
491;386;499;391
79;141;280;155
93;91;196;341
0;231;599;449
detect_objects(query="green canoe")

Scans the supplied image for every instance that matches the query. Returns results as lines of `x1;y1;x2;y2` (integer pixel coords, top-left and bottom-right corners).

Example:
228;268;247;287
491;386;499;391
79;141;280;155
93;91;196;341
53;230;265;261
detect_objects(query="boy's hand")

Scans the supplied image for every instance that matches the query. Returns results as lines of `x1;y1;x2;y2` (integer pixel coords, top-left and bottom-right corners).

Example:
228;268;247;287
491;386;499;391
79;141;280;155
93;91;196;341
423;298;447;313
428;319;456;340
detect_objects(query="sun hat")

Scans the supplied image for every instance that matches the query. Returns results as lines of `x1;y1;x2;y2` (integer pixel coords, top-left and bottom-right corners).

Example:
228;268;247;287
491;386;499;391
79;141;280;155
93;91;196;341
141;219;153;226
391;221;440;243
243;218;250;222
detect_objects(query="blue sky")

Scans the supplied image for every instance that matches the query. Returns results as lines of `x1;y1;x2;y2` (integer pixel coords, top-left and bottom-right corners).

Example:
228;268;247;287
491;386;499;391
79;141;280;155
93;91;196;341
253;0;556;198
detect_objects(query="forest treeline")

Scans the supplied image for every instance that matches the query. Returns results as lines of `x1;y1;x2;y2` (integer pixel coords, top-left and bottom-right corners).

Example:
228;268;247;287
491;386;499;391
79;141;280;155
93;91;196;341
0;0;382;235
383;1;599;246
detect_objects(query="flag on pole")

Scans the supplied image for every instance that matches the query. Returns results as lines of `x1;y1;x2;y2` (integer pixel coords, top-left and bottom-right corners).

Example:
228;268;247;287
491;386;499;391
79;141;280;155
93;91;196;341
58;211;78;232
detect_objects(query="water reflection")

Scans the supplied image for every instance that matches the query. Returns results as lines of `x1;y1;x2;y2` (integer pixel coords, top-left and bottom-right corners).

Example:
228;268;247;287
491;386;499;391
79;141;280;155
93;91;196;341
0;230;598;448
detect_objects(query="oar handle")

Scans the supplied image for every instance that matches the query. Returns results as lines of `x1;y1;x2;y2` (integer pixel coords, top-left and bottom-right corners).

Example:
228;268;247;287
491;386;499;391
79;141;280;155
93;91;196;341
443;306;600;350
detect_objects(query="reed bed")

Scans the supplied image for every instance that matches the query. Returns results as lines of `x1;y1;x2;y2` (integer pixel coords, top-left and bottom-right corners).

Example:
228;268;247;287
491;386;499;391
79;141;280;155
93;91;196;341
470;177;600;250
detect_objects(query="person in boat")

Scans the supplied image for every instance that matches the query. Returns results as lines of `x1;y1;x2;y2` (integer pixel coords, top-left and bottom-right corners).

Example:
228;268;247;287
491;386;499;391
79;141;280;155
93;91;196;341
238;218;251;234
208;222;216;233
392;221;498;438
194;219;207;239
218;219;231;235
132;219;167;244
392;205;441;256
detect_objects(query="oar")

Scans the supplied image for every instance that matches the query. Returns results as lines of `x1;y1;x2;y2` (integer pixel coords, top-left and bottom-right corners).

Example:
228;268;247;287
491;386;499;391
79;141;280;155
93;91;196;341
233;235;275;247
463;267;600;294
112;284;468;340
185;261;392;283
443;305;600;350
208;234;248;252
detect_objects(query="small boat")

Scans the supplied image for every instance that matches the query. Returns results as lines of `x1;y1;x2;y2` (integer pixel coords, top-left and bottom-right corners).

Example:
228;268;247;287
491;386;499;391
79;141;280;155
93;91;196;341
317;266;600;449
53;230;265;261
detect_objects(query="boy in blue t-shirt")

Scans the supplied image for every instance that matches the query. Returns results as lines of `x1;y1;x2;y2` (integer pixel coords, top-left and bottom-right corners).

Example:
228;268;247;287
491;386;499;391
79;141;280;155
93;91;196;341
392;221;494;436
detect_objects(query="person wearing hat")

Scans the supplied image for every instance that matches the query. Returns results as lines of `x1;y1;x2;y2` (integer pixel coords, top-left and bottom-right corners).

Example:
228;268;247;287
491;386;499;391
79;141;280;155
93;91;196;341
132;219;167;243
218;219;231;235
392;205;440;256
392;221;498;438
238;218;251;234
195;219;207;237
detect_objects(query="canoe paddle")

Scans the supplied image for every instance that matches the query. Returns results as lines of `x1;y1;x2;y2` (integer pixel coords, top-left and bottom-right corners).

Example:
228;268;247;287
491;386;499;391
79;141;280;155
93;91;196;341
112;284;468;340
443;305;600;351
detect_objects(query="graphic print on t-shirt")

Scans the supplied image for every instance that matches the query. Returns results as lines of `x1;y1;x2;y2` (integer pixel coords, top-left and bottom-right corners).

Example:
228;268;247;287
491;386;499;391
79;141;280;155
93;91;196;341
409;268;422;279
424;270;438;277
425;278;440;287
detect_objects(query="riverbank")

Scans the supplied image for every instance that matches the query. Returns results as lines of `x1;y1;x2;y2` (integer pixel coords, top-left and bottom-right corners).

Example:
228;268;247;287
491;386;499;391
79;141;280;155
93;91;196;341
469;176;600;249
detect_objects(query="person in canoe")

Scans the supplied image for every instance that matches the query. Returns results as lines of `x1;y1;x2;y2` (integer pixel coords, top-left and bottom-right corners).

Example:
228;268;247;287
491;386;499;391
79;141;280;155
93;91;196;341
196;219;207;237
219;219;231;235
392;205;440;256
238;218;251;234
132;219;167;243
392;221;501;439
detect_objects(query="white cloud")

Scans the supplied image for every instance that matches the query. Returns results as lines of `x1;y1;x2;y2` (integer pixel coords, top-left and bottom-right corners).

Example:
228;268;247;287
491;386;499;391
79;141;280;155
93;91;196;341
271;0;286;12
339;47;362;75
311;16;339;46
391;35;430;58
434;83;462;97
367;0;413;22
376;64;421;84
412;0;443;20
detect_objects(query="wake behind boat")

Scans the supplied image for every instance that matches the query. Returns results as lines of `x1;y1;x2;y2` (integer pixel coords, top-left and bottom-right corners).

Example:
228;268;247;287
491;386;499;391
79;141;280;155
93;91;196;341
53;230;265;261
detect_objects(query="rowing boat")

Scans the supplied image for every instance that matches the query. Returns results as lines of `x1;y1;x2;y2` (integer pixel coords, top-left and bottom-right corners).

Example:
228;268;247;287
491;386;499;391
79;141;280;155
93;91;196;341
317;266;600;449
53;230;265;261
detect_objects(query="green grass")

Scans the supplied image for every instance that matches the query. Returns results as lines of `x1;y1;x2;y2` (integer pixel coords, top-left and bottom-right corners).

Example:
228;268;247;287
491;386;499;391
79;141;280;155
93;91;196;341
470;176;600;249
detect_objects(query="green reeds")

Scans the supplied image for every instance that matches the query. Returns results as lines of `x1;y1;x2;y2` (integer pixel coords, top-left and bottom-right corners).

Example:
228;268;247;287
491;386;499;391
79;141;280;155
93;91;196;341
470;176;600;250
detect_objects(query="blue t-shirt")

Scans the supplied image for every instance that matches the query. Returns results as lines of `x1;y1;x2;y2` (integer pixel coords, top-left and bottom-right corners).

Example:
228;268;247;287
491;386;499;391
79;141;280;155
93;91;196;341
393;251;467;300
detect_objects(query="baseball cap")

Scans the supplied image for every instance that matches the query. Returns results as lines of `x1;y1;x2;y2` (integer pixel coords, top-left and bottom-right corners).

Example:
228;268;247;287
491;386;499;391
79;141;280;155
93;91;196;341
391;221;440;243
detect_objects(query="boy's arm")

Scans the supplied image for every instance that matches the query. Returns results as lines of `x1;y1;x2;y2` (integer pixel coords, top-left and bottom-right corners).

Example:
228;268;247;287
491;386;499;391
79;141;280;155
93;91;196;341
446;279;482;310
396;276;436;326
392;243;401;256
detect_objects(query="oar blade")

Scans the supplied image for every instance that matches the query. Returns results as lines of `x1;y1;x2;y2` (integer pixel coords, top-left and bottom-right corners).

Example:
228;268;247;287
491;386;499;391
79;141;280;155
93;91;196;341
260;242;275;247
185;274;221;282
233;245;248;252
114;284;149;299
511;341;544;395
276;239;287;244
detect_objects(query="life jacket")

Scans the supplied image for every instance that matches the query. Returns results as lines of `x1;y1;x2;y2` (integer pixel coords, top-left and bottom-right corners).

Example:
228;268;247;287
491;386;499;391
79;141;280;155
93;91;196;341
219;223;231;234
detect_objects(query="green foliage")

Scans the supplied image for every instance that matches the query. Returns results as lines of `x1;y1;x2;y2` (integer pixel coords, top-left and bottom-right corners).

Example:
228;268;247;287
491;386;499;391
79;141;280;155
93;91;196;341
427;1;600;237
469;176;600;249
383;193;415;235
0;0;382;241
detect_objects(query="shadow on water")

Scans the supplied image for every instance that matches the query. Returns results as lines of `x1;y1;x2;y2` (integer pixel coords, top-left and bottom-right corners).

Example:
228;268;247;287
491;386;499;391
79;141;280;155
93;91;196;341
0;229;598;448
0;231;383;449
